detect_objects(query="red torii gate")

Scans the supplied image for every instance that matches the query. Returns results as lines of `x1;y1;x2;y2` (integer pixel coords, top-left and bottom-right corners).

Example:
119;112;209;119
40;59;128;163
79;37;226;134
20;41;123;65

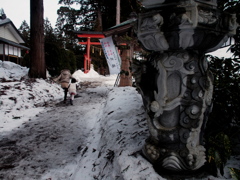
76;31;105;73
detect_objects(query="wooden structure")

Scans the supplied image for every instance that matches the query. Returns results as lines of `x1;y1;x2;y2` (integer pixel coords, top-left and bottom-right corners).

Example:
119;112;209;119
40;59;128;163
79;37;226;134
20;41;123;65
75;31;105;73
75;14;139;82
103;16;138;87
0;13;29;64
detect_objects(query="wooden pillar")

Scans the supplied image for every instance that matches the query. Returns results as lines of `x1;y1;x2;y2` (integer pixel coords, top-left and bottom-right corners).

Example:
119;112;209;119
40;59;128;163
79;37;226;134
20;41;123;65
116;0;120;25
83;37;91;73
118;49;132;87
3;44;5;61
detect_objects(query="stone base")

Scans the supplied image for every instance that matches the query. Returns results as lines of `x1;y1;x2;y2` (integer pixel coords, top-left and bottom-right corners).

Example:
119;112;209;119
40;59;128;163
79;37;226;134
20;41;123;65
153;165;210;180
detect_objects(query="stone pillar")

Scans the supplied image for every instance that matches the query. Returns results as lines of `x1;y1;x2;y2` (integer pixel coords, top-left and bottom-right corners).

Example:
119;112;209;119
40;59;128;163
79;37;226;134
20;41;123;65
133;0;237;173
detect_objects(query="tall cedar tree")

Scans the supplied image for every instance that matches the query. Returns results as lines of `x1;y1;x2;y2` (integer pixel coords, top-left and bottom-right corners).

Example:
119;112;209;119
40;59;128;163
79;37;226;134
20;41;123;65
29;0;46;78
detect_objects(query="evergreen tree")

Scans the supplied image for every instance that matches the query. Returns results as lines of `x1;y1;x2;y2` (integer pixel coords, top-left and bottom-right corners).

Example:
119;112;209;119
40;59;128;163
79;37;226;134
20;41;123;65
44;18;77;76
57;0;141;32
55;0;142;71
55;0;142;48
205;0;240;139
18;21;30;67
18;20;30;46
217;0;240;57
44;18;60;76
204;0;240;176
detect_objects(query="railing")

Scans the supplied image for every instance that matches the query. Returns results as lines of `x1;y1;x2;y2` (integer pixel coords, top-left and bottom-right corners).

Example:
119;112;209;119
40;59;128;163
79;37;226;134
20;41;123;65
114;73;121;87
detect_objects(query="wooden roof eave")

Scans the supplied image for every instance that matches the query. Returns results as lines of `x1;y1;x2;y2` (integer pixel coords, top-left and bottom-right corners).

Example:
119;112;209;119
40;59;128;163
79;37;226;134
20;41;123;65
0;37;30;50
103;24;134;37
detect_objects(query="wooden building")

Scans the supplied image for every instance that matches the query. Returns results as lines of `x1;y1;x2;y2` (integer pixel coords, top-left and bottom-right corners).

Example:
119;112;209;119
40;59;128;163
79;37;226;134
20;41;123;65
0;13;29;64
103;15;138;87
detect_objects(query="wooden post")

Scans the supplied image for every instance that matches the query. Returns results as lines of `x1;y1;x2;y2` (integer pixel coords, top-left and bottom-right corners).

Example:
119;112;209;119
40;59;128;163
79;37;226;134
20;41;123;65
119;49;132;87
116;0;120;25
3;44;5;61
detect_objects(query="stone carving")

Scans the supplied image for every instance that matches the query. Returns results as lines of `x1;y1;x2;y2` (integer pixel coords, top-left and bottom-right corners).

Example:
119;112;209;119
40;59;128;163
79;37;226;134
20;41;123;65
170;12;194;49
140;0;167;9
225;13;238;35
134;0;238;174
198;8;217;25
138;13;169;51
133;51;213;171
137;0;238;52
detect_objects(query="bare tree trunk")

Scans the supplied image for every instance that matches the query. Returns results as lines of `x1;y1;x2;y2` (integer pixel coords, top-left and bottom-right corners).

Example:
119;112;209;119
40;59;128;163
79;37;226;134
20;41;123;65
116;0;120;25
96;3;103;31
29;0;46;78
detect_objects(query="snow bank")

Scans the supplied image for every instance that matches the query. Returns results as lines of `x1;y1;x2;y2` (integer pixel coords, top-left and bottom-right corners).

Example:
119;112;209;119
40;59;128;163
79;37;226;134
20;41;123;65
71;87;164;179
0;61;28;81
73;67;118;86
0;61;63;133
0;62;116;134
72;65;101;81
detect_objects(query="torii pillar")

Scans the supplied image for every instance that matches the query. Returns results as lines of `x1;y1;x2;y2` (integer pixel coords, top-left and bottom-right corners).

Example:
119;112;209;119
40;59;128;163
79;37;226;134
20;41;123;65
76;32;105;73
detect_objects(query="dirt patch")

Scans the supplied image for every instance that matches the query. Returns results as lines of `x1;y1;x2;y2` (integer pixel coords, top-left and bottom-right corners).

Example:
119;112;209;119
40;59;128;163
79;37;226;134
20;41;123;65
0;139;30;170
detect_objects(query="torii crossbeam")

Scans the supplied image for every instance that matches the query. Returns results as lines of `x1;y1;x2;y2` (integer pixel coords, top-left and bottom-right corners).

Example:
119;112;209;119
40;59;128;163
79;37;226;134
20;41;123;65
76;31;105;73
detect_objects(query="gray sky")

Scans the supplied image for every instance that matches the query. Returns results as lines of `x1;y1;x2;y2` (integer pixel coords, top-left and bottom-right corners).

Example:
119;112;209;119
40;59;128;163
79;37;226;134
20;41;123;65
1;0;60;28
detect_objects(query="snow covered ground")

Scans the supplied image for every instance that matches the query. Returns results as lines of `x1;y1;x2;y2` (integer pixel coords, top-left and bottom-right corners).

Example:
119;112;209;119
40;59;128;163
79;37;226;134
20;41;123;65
0;61;239;180
207;46;234;58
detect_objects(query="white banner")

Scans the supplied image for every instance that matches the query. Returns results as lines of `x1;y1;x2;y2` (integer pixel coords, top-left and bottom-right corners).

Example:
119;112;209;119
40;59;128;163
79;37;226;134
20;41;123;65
100;36;121;75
